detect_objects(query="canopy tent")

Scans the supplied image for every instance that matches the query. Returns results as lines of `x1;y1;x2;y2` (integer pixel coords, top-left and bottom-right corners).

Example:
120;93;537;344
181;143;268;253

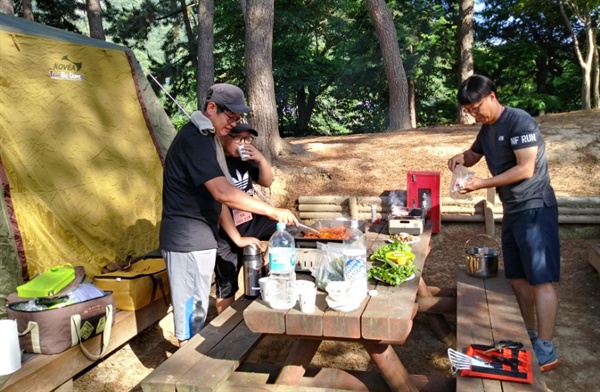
0;14;176;308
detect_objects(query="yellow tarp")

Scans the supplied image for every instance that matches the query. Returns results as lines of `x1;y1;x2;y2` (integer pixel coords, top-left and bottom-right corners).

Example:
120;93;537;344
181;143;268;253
0;30;163;277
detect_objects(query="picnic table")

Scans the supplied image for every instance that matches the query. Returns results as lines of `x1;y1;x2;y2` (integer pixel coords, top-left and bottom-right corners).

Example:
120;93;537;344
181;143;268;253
242;221;456;392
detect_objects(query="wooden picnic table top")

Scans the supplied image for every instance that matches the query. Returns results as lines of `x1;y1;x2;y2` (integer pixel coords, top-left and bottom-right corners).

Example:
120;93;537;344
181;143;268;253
243;221;433;344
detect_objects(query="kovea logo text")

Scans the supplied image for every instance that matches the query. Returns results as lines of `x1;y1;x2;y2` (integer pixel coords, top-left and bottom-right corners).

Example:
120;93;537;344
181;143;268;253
269;248;296;272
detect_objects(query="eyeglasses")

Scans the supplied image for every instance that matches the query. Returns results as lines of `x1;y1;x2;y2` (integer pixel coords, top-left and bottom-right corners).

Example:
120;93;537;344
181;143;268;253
216;104;243;124
463;95;489;115
227;134;255;144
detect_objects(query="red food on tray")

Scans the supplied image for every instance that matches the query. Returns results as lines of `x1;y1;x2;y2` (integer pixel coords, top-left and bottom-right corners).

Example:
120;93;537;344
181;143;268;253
303;227;346;239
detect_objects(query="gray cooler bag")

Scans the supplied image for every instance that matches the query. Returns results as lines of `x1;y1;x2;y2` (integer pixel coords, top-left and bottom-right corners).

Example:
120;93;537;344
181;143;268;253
7;291;115;360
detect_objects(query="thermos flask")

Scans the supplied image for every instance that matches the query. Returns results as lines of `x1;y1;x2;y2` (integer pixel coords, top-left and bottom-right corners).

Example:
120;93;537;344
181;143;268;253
242;245;265;298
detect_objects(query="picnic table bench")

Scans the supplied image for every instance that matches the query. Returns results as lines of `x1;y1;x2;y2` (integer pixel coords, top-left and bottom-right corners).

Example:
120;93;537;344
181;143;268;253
0;296;170;392
456;268;548;391
141;221;458;392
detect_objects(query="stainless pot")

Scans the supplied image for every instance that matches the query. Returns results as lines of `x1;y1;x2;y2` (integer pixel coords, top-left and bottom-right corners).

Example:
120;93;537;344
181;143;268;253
464;234;500;278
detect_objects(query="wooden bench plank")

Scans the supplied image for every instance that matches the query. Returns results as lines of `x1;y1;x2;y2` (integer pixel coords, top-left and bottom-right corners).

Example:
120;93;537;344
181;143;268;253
175;320;263;392
141;298;254;392
1;296;170;392
456;268;548;391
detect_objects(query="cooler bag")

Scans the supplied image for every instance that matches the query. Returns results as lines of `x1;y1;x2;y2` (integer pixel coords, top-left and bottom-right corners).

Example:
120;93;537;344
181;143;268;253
7;291;115;360
92;257;170;311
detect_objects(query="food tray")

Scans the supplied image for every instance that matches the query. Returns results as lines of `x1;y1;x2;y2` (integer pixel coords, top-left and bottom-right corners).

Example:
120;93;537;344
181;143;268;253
294;219;367;249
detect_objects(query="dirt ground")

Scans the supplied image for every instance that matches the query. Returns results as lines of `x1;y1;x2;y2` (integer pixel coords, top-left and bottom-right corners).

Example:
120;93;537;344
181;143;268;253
71;110;600;392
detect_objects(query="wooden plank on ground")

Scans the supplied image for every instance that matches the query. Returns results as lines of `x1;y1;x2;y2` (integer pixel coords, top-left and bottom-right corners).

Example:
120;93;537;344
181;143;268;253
1;297;170;392
175;321;263;392
141;298;253;392
589;243;600;277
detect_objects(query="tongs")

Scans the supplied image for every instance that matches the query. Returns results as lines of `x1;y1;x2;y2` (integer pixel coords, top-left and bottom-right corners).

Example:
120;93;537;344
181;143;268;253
298;223;322;235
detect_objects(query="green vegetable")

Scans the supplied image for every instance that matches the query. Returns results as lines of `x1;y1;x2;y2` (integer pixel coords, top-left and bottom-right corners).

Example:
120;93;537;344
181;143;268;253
367;258;419;286
369;241;412;261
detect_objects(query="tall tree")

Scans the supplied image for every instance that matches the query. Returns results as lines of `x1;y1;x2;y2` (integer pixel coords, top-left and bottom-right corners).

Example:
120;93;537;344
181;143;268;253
86;0;105;40
558;0;599;109
197;0;215;108
0;0;13;15
22;0;33;20
457;0;475;124
365;0;411;131
243;0;290;161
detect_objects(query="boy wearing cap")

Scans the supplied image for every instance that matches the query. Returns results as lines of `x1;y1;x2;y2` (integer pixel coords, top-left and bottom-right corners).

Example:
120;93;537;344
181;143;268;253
214;124;279;313
159;84;298;344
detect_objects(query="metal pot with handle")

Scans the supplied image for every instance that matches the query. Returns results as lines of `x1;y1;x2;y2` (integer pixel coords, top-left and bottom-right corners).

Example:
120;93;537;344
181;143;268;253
464;234;501;278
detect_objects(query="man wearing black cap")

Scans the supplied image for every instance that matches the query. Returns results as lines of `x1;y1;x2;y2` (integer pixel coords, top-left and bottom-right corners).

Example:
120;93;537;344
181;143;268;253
159;84;298;344
213;123;280;313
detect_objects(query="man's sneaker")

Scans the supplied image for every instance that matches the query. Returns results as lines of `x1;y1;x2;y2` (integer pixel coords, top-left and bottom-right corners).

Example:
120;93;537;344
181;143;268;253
534;339;558;371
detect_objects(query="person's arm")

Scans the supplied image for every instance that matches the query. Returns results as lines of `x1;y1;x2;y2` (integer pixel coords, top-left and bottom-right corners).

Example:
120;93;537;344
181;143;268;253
461;146;537;192
447;149;483;171
243;145;274;187
219;206;262;249
206;176;298;226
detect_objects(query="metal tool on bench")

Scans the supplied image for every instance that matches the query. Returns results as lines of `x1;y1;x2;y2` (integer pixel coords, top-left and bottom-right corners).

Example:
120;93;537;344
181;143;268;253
447;348;492;373
482;340;523;354
297;223;322;236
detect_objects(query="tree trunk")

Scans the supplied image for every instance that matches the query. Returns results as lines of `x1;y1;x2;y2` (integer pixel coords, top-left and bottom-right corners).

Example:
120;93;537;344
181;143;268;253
0;0;14;15
365;0;411;132
409;79;416;128
593;41;599;109
180;0;197;70
244;0;291;162
197;0;215;109
558;0;595;110
22;0;33;20
86;0;105;40
296;86;316;131
457;0;475;124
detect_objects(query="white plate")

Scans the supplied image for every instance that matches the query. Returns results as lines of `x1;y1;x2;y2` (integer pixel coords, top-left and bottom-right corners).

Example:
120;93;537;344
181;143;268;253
372;273;415;285
387;236;420;245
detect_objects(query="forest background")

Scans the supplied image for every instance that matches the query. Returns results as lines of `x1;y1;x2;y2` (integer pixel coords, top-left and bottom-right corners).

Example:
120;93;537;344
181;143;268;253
2;0;598;152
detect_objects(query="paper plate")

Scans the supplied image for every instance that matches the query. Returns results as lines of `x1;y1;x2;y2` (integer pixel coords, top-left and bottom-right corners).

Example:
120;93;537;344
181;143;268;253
387;236;420;245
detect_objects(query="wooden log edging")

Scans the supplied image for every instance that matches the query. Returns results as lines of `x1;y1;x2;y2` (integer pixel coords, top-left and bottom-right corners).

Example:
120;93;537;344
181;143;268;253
297;195;600;225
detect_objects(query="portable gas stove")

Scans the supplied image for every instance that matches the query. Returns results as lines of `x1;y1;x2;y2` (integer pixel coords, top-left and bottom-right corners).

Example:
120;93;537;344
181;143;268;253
388;208;426;235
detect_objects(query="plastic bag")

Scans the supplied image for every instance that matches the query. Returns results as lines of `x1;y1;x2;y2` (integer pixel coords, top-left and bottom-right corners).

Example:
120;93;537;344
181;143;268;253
312;242;345;290
449;165;474;200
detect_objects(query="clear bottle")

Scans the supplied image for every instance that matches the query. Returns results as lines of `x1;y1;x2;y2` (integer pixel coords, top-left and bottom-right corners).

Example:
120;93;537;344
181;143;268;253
343;219;368;297
267;222;297;309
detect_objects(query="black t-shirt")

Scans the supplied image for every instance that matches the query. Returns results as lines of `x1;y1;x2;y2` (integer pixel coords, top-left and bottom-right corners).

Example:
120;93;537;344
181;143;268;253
471;107;557;213
159;122;224;251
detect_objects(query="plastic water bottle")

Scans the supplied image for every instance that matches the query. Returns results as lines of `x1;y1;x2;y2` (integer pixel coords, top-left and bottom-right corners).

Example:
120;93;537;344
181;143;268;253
267;222;297;309
191;301;205;336
343;219;368;297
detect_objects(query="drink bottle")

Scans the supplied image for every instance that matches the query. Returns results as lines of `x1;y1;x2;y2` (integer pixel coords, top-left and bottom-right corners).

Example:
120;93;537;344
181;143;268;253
342;219;367;297
242;245;265;298
267;222;297;309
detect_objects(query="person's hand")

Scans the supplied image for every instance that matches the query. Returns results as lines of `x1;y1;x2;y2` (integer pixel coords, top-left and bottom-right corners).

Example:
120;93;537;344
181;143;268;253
447;154;465;171
269;208;299;226
235;236;262;249
459;177;484;193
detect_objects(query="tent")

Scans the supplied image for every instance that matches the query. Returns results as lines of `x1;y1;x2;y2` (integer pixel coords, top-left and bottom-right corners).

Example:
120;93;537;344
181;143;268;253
0;14;176;311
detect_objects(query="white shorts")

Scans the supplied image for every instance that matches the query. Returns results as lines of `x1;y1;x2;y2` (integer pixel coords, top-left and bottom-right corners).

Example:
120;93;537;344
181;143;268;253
161;249;216;340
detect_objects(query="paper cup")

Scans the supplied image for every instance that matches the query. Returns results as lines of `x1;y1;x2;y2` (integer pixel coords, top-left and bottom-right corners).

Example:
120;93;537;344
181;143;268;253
0;319;21;376
258;276;276;302
237;145;250;161
296;280;317;313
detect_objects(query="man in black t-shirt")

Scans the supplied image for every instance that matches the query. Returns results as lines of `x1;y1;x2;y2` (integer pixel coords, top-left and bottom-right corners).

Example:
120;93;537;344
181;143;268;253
214;124;279;313
447;75;560;372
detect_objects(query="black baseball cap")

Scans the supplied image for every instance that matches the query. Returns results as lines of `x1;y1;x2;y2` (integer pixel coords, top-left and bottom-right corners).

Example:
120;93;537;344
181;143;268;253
206;83;251;113
230;123;258;137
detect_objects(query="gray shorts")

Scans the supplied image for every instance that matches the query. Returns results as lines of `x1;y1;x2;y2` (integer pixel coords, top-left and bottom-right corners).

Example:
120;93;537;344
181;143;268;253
162;249;216;341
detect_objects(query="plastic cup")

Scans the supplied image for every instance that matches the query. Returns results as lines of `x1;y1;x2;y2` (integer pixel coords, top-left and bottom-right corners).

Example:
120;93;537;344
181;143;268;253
296;280;317;313
258;276;276;302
